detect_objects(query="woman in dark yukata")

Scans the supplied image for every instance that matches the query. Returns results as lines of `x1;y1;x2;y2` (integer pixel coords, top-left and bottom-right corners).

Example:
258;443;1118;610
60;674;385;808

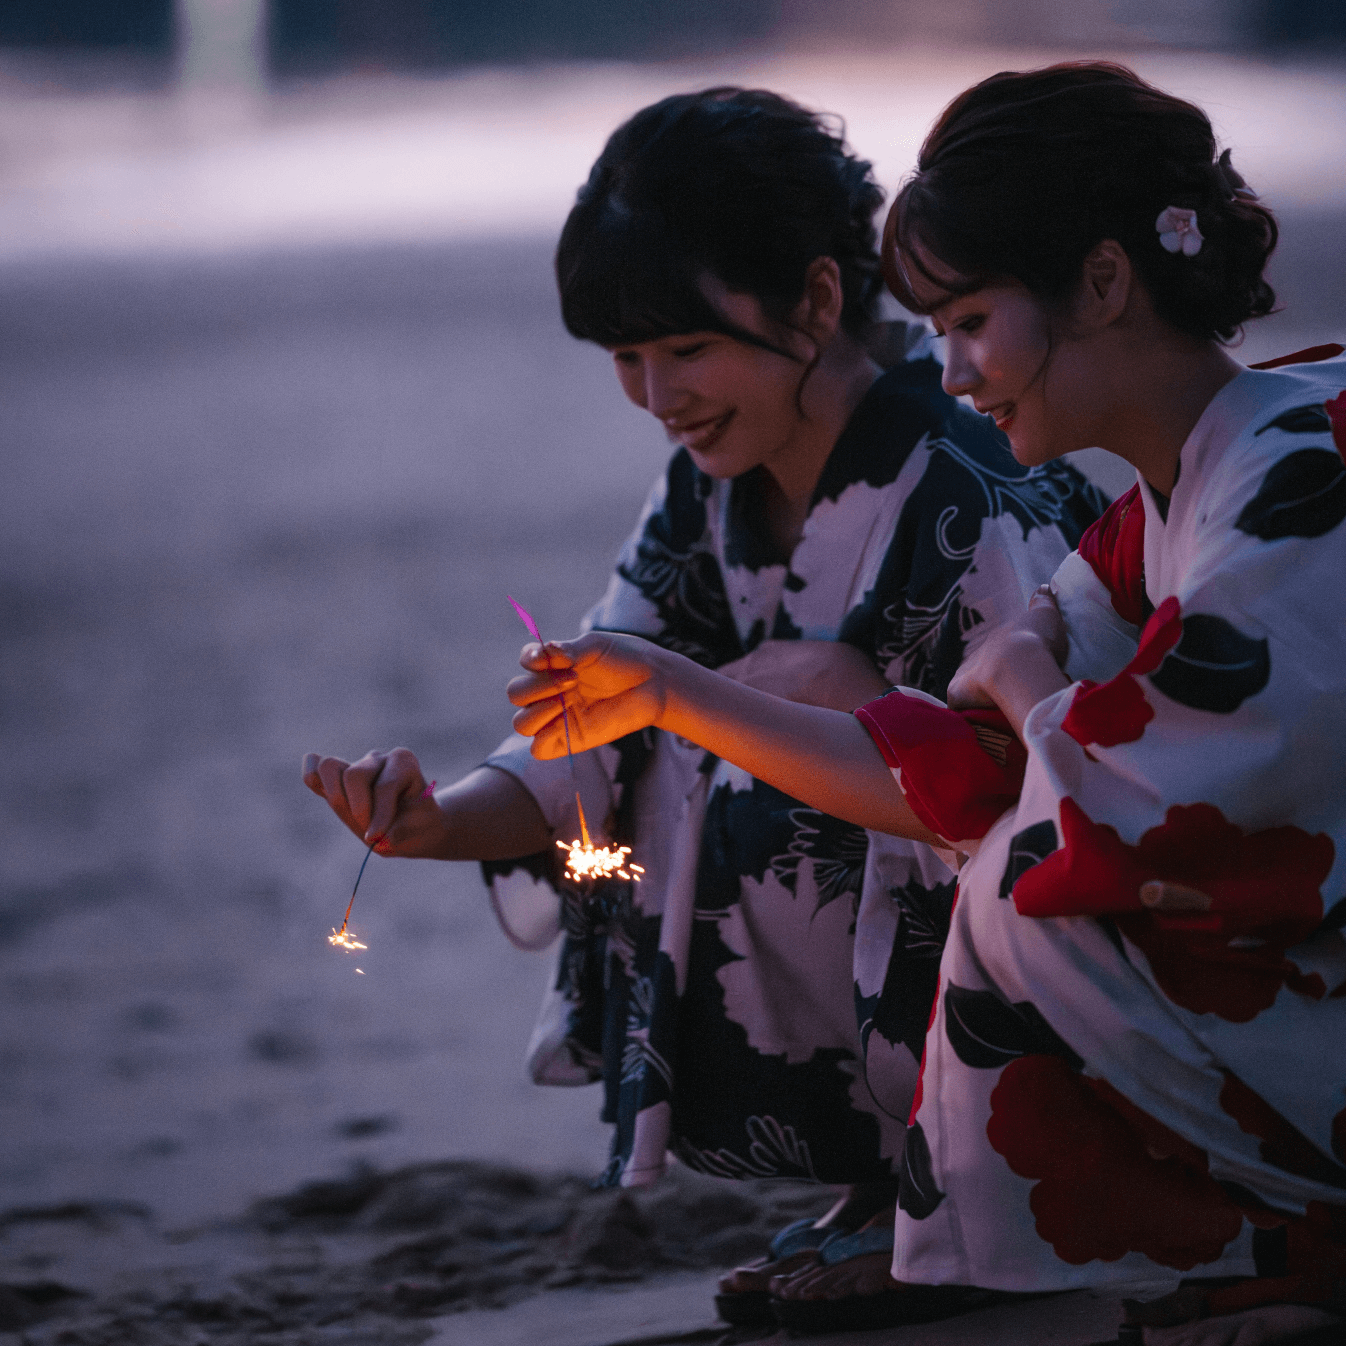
303;87;1103;1332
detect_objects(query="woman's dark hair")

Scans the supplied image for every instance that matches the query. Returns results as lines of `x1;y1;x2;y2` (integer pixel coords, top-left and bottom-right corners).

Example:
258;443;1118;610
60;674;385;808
556;87;885;353
885;62;1278;342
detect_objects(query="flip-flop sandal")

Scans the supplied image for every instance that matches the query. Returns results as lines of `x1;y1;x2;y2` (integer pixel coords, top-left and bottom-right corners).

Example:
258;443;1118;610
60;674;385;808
768;1225;1009;1336
714;1219;841;1326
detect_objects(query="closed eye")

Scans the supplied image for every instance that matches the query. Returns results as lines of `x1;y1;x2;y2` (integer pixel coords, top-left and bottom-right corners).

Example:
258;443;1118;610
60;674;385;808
955;315;984;335
672;341;709;359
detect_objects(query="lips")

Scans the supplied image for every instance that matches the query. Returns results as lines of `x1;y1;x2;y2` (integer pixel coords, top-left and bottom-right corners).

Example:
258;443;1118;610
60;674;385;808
979;404;1015;433
667;410;734;454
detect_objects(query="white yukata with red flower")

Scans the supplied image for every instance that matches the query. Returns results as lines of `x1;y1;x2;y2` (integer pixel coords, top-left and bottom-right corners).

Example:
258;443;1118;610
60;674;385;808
856;348;1346;1317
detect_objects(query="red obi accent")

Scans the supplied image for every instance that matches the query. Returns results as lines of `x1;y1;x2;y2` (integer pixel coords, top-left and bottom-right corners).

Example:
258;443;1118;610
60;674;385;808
1249;343;1345;370
1061;596;1182;749
854;692;1027;842
1076;483;1147;627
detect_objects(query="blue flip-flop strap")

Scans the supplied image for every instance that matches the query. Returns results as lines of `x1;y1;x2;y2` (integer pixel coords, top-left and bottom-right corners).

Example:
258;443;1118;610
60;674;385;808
768;1218;838;1259
817;1224;895;1265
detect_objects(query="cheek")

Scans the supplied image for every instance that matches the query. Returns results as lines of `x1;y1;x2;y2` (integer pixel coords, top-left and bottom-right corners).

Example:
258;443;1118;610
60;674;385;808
612;362;645;408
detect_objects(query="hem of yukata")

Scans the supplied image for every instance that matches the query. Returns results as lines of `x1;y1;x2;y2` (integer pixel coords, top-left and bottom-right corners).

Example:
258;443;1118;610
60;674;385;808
891;1206;1255;1294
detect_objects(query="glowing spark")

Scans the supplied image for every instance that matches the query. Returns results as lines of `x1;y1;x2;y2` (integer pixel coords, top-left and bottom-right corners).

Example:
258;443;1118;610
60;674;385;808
328;838;375;961
557;838;646;884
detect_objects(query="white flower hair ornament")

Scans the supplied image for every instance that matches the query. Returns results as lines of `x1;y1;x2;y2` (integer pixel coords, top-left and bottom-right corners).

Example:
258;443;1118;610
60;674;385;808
1156;206;1203;257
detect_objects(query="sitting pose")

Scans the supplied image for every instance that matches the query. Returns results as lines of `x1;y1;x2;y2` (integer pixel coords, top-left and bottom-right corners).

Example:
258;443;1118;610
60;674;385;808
304;87;1100;1331
509;64;1346;1342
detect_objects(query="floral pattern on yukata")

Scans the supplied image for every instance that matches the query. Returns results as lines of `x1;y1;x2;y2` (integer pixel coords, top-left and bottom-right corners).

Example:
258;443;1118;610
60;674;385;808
869;353;1346;1304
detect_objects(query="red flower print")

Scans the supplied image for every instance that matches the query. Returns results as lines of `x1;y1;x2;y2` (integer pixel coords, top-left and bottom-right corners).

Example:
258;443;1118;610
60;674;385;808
1326;391;1346;468
908;974;942;1125
1077;484;1147;626
1062;598;1182;748
986;1055;1242;1268
1207;1202;1346;1317
1219;1071;1346;1190
1013;797;1333;1021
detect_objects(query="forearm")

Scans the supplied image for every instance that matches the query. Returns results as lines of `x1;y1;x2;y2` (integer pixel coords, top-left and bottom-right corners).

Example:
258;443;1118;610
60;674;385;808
983;632;1072;739
656;656;940;843
426;765;552;861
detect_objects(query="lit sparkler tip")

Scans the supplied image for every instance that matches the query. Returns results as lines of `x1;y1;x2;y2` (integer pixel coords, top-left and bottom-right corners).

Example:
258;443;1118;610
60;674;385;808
327;926;368;952
556;837;644;884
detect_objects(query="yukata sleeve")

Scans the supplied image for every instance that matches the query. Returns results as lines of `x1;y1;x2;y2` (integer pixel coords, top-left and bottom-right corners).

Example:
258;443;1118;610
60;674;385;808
1010;399;1346;964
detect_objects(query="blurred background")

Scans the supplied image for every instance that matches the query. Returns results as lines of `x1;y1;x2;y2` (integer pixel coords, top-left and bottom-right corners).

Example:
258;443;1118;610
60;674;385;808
2;0;1344;1229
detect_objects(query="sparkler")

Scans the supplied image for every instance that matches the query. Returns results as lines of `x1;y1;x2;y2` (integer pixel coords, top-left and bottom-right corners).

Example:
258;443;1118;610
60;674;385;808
326;779;437;964
508;596;644;888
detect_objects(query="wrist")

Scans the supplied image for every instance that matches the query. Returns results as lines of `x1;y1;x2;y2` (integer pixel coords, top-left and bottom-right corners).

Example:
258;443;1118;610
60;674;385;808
991;629;1069;738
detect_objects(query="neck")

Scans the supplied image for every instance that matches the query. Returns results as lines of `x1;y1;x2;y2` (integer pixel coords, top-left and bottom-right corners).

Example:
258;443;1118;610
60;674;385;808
762;333;882;554
1087;328;1242;498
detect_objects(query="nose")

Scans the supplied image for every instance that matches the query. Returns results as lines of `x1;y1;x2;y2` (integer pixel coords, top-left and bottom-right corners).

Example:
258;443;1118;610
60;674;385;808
641;358;688;422
940;337;979;399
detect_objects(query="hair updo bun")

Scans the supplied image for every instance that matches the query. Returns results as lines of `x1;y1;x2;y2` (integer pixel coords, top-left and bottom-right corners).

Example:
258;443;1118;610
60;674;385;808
557;87;885;350
886;62;1278;342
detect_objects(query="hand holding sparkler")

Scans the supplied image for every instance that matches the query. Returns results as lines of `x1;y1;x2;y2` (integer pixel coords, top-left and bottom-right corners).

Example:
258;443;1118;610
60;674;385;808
508;631;671;760
303;748;448;856
506;599;644;887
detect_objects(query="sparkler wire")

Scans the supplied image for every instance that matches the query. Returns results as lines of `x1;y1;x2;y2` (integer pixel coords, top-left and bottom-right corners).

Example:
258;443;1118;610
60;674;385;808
339;840;376;934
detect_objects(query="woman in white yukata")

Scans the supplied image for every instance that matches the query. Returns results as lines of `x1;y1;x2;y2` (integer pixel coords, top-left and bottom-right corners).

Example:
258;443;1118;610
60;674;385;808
509;63;1346;1344
303;86;1100;1334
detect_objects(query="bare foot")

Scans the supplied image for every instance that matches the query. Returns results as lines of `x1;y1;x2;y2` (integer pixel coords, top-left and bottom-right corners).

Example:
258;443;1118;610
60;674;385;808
769;1251;899;1302
718;1248;820;1295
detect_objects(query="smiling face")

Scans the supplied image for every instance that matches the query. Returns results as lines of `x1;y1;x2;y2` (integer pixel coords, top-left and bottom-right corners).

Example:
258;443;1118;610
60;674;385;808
609;286;814;481
902;247;1098;467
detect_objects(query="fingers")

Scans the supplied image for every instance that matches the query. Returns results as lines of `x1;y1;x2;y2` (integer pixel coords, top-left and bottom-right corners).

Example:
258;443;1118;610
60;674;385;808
301;752;327;794
517;640;576;673
507;667;577;711
516;686;654;759
365;747;424;844
302;749;426;845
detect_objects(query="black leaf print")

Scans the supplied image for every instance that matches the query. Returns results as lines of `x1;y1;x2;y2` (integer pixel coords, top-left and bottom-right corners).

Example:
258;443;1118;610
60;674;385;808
998;819;1059;900
897;1120;945;1220
1254;405;1332;437
1148;614;1270;713
1235;449;1346;541
944;984;1083;1071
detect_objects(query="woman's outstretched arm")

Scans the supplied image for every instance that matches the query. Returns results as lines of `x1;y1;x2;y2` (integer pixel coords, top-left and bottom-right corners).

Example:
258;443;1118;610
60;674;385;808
507;633;942;844
303;752;551;860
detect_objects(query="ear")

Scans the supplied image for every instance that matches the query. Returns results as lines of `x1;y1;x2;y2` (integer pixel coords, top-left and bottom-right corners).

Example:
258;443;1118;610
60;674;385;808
795;256;845;342
1072;240;1132;333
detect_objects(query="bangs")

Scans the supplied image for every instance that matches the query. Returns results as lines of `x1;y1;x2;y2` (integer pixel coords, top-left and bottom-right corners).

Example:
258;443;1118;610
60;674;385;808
556;202;794;354
881;185;996;316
